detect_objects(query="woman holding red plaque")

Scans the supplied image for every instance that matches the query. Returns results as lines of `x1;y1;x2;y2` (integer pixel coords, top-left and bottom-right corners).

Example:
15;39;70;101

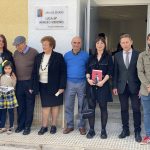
86;36;113;139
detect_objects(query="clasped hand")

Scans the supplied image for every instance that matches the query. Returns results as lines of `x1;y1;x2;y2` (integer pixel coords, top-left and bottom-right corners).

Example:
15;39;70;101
87;79;104;87
147;86;150;93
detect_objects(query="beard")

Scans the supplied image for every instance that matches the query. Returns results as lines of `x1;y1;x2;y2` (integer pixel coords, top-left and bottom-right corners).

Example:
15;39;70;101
148;44;150;49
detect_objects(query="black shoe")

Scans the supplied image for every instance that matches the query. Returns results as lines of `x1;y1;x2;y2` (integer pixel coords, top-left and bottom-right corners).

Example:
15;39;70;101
38;127;48;135
15;127;23;133
101;129;107;139
135;132;142;142
86;129;95;139
50;126;57;134
118;130;130;139
23;127;31;135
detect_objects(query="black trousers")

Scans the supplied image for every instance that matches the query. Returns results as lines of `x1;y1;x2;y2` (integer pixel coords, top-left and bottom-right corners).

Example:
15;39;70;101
118;84;141;132
88;96;108;130
0;108;14;128
16;80;35;129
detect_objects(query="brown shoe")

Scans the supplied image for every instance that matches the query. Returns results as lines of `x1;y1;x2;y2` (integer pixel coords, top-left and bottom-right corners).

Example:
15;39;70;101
63;128;74;134
79;128;86;135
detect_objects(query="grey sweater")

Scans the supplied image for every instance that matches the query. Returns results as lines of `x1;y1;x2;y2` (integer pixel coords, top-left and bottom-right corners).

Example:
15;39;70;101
14;47;38;81
0;74;16;88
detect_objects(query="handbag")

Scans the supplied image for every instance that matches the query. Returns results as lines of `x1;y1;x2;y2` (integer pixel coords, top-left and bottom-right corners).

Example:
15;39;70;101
81;87;95;119
82;108;95;119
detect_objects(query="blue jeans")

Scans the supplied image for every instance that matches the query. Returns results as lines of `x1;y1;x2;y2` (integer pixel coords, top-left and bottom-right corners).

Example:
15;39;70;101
141;94;150;137
65;80;86;128
0;108;14;128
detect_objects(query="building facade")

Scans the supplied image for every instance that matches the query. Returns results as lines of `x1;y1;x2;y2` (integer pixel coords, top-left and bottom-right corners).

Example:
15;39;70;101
0;0;150;127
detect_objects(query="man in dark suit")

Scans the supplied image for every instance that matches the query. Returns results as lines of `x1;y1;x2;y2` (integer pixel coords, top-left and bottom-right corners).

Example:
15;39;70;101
113;34;142;142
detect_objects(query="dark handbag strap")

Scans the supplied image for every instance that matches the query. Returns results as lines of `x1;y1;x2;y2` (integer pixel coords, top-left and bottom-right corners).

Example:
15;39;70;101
82;92;88;111
82;82;95;111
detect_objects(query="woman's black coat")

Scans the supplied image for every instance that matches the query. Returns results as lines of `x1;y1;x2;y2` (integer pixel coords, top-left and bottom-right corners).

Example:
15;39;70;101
32;51;67;95
86;51;113;102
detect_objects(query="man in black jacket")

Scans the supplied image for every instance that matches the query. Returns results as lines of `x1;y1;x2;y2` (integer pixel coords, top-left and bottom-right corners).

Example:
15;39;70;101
113;34;142;142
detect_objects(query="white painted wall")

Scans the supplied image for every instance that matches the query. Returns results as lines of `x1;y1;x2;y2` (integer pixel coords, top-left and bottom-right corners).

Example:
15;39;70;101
28;0;79;54
28;0;150;54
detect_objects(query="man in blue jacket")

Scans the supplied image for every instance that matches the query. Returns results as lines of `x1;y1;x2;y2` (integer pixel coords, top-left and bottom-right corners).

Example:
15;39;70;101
63;36;89;135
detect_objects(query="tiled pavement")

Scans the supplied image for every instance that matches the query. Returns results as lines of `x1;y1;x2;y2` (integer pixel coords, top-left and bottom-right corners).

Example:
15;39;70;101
0;122;150;150
0;146;36;150
0;96;147;150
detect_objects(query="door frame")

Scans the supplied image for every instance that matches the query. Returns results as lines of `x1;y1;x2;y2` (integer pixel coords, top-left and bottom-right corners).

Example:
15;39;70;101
96;2;150;35
87;0;150;49
92;0;150;7
84;0;91;51
147;5;150;35
88;0;150;50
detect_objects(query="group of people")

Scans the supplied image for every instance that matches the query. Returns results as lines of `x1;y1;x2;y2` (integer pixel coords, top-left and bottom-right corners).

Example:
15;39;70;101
0;33;150;145
0;34;38;135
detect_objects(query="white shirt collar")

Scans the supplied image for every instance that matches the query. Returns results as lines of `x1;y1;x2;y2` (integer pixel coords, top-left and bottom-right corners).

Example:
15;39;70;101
123;49;132;54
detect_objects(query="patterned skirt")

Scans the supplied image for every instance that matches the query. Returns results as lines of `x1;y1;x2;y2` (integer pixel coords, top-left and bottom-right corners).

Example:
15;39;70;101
0;90;18;109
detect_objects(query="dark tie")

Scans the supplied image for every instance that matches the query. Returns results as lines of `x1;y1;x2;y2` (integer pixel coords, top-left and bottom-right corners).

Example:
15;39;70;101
125;52;129;69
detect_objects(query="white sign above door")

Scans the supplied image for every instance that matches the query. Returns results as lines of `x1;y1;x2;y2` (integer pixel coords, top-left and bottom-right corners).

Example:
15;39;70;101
35;6;68;30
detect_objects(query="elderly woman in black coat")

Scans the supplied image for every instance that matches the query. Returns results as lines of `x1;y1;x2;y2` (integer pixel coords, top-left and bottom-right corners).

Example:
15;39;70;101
32;36;66;135
86;36;113;139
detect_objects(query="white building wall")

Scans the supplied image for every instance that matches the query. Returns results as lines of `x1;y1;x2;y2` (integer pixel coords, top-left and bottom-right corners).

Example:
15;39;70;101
28;0;150;127
28;0;80;54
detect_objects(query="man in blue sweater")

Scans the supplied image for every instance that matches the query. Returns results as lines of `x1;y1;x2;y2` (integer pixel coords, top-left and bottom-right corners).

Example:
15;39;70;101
63;36;89;135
